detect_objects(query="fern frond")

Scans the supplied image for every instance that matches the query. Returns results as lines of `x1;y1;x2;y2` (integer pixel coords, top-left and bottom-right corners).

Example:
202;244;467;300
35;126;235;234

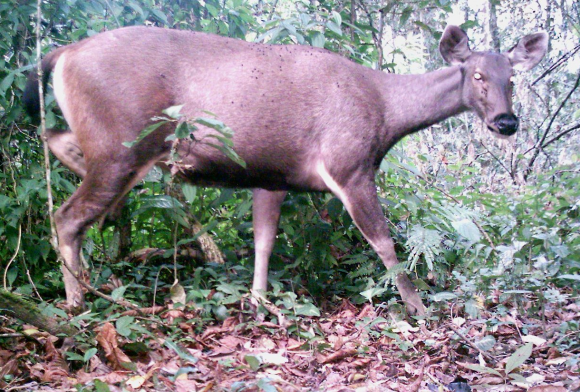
406;224;442;271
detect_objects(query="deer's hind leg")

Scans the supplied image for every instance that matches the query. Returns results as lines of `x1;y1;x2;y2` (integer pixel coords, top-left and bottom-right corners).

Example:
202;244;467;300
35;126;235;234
55;155;158;310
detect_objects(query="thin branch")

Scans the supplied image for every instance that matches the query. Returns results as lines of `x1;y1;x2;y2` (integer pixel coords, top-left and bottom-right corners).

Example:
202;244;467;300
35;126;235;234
541;122;580;149
103;0;121;28
3;225;22;290
477;140;516;182
448;323;496;363
532;44;580;86
524;71;580;180
36;0;58;250
60;261;142;312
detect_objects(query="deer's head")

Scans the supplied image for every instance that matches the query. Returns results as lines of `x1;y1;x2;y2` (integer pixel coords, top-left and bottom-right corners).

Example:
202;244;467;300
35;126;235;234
439;26;548;136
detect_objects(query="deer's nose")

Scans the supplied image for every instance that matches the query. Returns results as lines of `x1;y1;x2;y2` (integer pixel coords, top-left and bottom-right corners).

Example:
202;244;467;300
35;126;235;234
493;113;519;136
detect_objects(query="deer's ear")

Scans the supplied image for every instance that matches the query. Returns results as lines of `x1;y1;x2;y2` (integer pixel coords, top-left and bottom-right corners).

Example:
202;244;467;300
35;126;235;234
439;25;472;65
507;32;549;71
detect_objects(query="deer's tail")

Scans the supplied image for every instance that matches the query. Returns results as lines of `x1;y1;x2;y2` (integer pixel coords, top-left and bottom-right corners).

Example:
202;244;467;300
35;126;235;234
23;49;64;124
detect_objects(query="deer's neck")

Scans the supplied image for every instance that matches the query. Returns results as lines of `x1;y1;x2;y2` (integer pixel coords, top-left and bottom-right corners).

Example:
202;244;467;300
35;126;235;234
379;66;468;143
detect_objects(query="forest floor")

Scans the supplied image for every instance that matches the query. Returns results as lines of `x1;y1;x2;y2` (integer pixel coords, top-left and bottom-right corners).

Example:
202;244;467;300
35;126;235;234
0;292;578;391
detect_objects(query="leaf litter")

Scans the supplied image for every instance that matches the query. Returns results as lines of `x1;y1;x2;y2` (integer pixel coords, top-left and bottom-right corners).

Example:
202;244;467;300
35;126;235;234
0;293;578;391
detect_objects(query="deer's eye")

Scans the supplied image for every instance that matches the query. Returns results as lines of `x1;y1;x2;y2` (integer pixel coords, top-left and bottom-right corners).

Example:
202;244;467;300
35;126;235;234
473;72;483;80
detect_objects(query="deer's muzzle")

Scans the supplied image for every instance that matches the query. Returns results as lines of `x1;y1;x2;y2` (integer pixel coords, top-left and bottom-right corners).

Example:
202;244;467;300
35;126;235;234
489;113;519;136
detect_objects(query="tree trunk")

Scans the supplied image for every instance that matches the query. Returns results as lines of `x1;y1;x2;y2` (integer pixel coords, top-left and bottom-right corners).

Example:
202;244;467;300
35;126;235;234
487;0;500;52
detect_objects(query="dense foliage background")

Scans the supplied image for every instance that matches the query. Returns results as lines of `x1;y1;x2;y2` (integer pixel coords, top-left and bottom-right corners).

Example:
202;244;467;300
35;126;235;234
0;0;578;389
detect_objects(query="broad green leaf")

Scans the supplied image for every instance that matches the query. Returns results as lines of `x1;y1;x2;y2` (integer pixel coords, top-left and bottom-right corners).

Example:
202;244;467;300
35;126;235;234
474;335;496;352
462;363;502;377
162;104;184;119
207;142;247;168
164;338;198;364
360;287;387;302
182;183;197;203
65;351;85;361
150;8;168;24
94;379;111;392
170;281;186;305
326;21;342;36
175;122;192;139
123;121;167;148
464;299;480;318
111;285;127;301
505;343;533;374
84;347;98;362
399;6;413;26
245;354;261;371
116;316;135;337
293;302;320;316
311;32;325;48
452;218;481;242
559;274;580;281
0;73;14;94
257;377;278;392
430;292;457;302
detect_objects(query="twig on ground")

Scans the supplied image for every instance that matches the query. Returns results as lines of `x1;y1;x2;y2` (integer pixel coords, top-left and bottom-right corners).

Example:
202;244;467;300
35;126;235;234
448;323;496;363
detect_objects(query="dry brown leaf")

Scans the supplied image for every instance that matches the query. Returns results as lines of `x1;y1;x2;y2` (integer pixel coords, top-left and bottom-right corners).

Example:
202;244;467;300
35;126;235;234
121;306;165;316
319;348;358;364
527;386;567;392
96;322;132;370
0;358;19;382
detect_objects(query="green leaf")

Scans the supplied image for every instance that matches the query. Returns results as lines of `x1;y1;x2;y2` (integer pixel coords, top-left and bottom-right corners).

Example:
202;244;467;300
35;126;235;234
508;373;528;383
65;351;85;361
399;6;413;26
182;183;197;203
452;218;481;242
462;363;502;377
196;117;229;133
293;302;320;317
170;281;186;305
174;122;193;139
360;287;387;302
150;8;168;24
162;104;184;119
311;32;325;48
245;354;261;371
256;377;278;392
505;343;533;374
207;142;247;168
123;121;167;148
430;292;457;302
0;73;14;94
558;274;580;281
474;335;496;352
111;285;127;301
84;347;98;362
94;379;111;392
116;316;134;337
326;21;342;36
164;338;198;364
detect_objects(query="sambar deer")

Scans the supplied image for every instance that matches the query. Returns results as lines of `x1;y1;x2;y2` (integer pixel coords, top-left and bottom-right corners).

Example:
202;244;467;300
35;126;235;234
24;25;548;314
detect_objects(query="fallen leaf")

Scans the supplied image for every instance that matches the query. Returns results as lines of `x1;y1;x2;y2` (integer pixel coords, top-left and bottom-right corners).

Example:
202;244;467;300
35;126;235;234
528;386;567;392
96;323;132;370
522;334;547;346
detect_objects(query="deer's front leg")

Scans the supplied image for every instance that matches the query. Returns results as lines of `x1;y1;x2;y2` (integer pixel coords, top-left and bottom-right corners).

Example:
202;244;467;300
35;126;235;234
317;163;426;315
252;189;287;291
